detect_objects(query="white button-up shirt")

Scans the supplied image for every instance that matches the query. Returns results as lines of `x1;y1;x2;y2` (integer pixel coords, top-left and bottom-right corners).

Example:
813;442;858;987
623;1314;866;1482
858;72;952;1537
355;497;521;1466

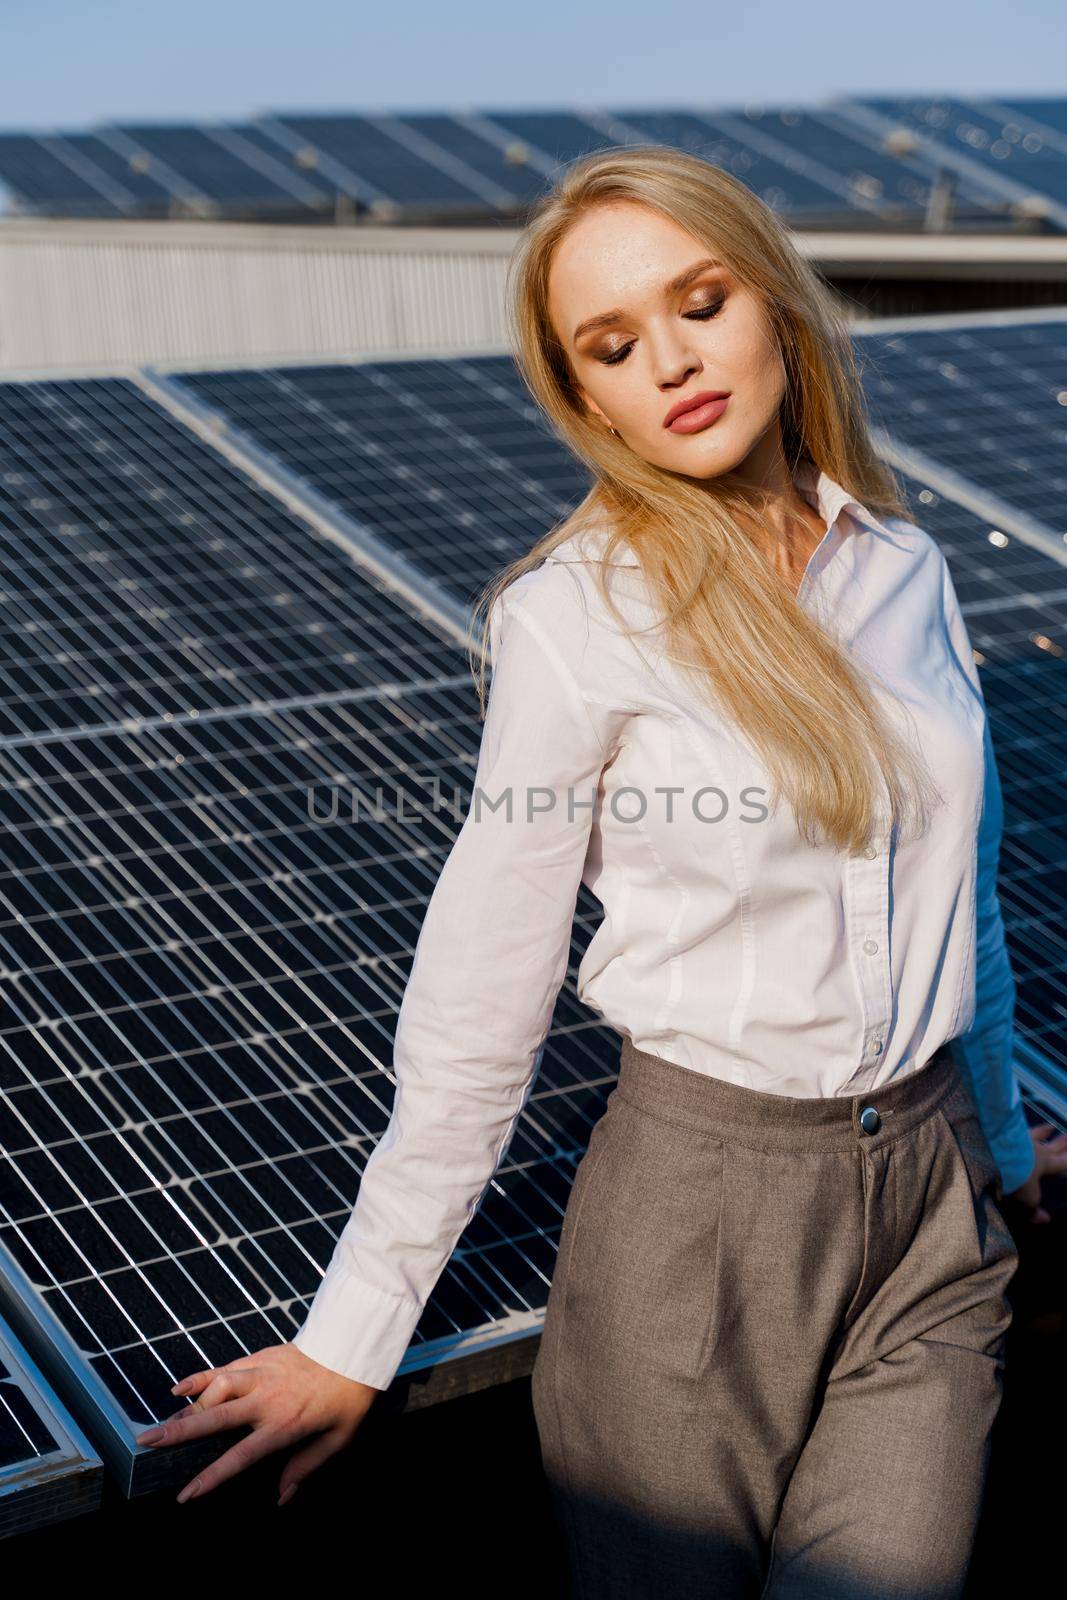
293;465;1035;1390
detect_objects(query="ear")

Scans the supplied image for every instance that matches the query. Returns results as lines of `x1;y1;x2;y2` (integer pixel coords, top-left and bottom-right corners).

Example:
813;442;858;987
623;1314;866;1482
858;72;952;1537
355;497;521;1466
575;386;609;426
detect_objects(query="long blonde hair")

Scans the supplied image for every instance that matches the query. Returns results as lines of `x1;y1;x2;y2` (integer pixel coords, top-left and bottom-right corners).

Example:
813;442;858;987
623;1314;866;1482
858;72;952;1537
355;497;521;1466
470;144;939;853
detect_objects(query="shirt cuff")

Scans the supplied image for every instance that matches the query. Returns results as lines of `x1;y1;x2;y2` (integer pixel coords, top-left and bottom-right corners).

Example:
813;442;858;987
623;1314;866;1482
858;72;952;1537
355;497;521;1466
991;1104;1036;1196
290;1255;423;1391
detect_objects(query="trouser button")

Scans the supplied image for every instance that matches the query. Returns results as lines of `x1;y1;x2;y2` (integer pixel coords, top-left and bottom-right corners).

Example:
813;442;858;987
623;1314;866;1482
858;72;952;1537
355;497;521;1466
859;1105;881;1134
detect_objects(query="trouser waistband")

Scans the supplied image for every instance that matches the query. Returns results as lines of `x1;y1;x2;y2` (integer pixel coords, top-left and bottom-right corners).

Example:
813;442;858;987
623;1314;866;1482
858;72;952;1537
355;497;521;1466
615;1038;959;1153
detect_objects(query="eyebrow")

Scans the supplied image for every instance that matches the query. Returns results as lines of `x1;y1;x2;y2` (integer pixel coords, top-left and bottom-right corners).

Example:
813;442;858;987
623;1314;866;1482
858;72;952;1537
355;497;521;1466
571;257;726;344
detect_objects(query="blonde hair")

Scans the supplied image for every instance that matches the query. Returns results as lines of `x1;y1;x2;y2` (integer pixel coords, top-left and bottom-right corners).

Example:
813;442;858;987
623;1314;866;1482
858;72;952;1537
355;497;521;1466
470;144;939;853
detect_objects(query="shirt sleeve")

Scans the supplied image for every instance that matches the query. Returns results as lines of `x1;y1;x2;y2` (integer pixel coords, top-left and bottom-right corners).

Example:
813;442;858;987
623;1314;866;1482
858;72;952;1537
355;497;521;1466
938;552;1035;1194
291;560;626;1388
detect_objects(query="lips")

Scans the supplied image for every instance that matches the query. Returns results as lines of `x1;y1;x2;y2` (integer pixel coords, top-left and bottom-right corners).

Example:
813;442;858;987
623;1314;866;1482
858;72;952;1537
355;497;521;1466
664;390;731;433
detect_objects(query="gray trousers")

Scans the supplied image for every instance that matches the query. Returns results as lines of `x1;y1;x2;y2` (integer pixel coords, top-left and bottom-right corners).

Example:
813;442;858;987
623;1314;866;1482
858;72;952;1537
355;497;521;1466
531;1037;1020;1599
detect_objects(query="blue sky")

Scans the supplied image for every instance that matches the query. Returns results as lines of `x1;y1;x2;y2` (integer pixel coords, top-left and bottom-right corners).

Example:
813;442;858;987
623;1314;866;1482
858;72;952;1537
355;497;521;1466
5;0;1066;129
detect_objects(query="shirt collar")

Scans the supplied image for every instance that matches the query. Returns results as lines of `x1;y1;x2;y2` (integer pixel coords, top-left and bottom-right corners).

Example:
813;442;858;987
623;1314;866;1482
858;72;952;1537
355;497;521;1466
792;461;898;540
554;465;899;568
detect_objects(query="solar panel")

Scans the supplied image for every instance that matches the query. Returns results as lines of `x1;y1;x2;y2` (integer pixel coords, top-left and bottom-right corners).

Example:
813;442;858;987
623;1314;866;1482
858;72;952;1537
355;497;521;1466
54;133;177;213
0;134;126;217
604;107;864;222
0;697;621;1493
1;98;1063;228
857;312;1067;544
0;1309;103;1535
0;371;620;1493
843;97;1067;229
997;97;1067;141
372;113;546;209
113;125;328;217
168;314;1067;609
227;123;342;205
903;480;1067;1092
170;357;592;606
472;109;621;169
707;105;1013;224
0;376;464;738
265;115;500;212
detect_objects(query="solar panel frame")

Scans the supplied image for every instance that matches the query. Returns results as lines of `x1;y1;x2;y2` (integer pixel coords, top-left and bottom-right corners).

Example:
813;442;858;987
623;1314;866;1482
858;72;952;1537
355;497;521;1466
0;1308;103;1535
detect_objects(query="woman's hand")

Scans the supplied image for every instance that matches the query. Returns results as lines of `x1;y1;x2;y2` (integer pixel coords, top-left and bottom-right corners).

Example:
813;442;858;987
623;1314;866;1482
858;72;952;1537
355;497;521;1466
1004;1121;1067;1226
135;1342;380;1506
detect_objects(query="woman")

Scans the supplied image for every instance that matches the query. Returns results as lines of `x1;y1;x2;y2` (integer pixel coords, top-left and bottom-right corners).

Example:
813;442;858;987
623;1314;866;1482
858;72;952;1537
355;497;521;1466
138;147;1065;1589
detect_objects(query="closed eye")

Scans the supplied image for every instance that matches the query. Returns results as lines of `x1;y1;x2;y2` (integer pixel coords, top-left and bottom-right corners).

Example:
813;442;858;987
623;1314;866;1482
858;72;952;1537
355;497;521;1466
598;295;727;367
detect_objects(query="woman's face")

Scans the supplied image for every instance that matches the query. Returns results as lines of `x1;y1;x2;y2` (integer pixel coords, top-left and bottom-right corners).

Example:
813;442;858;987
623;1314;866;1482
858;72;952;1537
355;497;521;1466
547;200;788;483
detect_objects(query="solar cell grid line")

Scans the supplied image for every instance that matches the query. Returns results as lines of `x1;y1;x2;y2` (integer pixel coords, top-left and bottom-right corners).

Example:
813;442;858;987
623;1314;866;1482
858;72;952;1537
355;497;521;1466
0;1312;103;1535
0;691;621;1492
854;312;1067;546
169;355;594;605
0;375;462;737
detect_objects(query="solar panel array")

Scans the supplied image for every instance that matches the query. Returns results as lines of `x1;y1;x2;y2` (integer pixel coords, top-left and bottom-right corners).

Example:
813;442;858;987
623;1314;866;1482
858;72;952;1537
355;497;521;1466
2;95;1067;228
0;315;1064;1507
0;374;621;1497
171;315;1067;596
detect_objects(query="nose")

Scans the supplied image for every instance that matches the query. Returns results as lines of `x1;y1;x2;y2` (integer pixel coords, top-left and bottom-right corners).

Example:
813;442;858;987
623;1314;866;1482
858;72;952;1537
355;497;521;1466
650;333;703;391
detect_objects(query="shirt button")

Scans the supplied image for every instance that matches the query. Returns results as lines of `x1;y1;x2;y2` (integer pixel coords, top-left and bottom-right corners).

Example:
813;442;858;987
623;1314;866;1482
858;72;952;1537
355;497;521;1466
870;1038;883;1054
860;1106;882;1134
863;939;878;955
863;846;877;860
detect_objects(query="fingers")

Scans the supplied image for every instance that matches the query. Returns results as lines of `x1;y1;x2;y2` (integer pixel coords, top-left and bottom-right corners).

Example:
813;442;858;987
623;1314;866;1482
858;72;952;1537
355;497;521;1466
135;1394;254;1450
170;1367;220;1400
276;1425;351;1507
171;1362;261;1401
174;1423;288;1505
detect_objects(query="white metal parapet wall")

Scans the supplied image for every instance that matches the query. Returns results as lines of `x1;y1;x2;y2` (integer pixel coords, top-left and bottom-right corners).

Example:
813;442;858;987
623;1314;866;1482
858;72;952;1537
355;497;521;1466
0;217;519;373
3;215;1067;376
